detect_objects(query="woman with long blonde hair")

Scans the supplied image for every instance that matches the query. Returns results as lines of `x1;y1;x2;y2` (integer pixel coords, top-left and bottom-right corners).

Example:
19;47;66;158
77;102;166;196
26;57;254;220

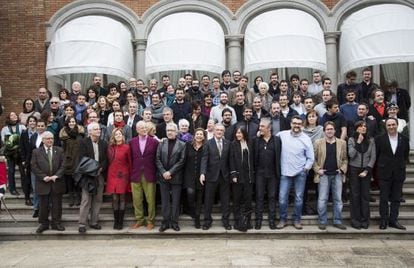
106;128;132;230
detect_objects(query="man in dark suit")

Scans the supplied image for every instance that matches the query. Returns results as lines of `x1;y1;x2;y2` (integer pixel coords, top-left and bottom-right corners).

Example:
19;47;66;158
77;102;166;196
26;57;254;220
155;123;186;232
31;131;65;233
369;89;388;134
375;118;409;230
78;122;108;233
385;80;411;122
200;123;231;230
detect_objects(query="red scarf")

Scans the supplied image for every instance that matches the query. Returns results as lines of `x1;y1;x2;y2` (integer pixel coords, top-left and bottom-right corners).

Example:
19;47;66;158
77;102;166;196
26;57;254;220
114;120;126;128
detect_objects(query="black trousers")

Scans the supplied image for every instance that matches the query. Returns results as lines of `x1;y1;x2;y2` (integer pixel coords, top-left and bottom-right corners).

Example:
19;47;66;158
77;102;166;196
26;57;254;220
38;192;62;226
204;174;230;225
349;166;371;227
159;182;182;225
255;174;278;222
22;165;31;200
232;182;253;224
379;173;404;224
186;187;203;219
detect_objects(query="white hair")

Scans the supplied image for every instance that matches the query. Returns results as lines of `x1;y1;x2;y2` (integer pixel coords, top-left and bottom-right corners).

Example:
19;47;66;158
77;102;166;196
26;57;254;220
87;122;100;133
41;131;54;139
178;119;190;128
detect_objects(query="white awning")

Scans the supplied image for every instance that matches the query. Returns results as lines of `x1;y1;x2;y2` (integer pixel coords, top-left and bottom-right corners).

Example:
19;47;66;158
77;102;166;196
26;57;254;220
46;16;134;79
244;9;326;74
145;12;225;76
340;4;414;74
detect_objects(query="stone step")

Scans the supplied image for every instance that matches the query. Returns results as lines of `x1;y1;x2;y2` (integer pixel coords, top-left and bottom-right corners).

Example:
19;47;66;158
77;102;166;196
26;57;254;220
1;211;414;228
0;224;413;241
3;198;414;215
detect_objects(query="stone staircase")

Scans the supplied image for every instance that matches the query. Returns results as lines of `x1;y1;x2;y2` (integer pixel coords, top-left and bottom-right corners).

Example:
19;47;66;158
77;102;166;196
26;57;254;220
1;153;414;240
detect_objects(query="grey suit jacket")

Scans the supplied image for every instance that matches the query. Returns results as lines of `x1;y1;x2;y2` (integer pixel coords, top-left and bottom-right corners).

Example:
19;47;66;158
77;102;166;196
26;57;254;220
31;146;65;195
156;139;186;184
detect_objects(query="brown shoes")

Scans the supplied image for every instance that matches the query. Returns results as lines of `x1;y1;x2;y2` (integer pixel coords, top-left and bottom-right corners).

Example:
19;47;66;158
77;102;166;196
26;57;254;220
131;222;154;230
131;222;144;229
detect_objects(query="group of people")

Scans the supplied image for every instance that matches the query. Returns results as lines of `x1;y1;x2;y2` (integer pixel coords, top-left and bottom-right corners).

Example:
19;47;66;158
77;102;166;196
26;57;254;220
0;67;411;233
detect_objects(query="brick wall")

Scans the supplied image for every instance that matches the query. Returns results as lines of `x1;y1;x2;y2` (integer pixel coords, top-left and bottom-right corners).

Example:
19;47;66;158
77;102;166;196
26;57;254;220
0;0;340;122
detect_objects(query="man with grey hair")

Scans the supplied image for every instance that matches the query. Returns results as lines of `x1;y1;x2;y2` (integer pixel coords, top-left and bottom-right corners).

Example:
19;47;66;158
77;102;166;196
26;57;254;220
78;122;108;233
200;123;231;230
49;96;63;118
31;131;66;233
156;122;186;232
253;117;281;230
70;81;82;103
156;107;174;139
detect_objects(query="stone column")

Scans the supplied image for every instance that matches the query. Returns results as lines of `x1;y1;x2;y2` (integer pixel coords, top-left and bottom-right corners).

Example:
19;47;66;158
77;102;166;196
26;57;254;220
409;63;414;148
225;35;243;73
324;32;340;92
133;39;147;80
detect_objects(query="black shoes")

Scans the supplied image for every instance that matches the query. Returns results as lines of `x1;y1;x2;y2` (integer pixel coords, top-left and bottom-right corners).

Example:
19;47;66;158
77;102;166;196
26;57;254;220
32;210;39;218
269;221;277;230
223;224;232;230
202;224;211;230
194;218;201;229
9;190;19;196
89;224;101;230
171;224;180;231
36;225;49;234
255;221;262;230
159;224;169;232
333;224;347;230
78;226;86;233
25;199;33;206
389;221;406;230
51;224;65;231
379;221;387;230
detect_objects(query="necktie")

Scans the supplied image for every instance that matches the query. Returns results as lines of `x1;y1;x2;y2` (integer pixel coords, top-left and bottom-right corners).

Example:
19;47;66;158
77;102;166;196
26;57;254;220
47;148;52;173
217;140;222;157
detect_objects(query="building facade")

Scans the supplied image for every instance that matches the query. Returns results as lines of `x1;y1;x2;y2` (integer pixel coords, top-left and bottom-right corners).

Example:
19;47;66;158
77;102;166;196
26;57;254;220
1;0;414;144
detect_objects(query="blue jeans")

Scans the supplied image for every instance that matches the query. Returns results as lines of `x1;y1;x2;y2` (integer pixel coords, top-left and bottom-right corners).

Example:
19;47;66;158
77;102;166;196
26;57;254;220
31;172;39;210
318;174;343;225
279;171;307;223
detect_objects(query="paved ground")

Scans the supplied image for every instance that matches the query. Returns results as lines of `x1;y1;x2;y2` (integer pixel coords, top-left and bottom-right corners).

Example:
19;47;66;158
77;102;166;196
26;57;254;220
1;238;414;267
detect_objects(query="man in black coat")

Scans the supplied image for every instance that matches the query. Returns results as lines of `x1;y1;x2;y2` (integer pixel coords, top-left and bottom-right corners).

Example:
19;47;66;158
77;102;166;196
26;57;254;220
31;131;65;233
155;122;186;232
236;106;259;141
252;117;281;229
200;123;231;230
375;118;409;230
385;80;411;122
78;122;108;233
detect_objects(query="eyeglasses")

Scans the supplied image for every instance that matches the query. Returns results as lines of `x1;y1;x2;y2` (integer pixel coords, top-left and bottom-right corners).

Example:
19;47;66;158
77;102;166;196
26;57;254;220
50;102;59;104
142;91;148;94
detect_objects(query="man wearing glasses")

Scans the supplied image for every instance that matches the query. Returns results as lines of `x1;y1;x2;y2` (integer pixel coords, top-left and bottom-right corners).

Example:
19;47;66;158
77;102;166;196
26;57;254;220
31;131;66;233
277;116;314;230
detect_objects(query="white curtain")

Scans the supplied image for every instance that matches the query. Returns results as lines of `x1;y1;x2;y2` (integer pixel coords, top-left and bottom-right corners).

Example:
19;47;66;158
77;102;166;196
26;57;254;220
381;63;409;90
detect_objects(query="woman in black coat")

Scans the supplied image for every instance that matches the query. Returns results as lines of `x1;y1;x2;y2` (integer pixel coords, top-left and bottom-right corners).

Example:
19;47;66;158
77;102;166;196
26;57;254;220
229;126;255;232
183;128;206;228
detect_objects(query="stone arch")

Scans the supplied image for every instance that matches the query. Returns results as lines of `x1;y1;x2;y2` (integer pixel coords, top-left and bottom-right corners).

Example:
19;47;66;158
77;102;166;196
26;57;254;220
141;0;233;38
236;0;329;35
46;0;141;42
333;0;414;31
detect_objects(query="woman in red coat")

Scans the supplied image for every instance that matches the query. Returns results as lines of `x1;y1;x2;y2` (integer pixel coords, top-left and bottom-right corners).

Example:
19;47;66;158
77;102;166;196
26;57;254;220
106;128;131;230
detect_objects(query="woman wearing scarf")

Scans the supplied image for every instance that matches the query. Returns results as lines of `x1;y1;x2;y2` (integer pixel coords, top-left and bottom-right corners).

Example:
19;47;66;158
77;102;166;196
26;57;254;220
59;116;85;207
